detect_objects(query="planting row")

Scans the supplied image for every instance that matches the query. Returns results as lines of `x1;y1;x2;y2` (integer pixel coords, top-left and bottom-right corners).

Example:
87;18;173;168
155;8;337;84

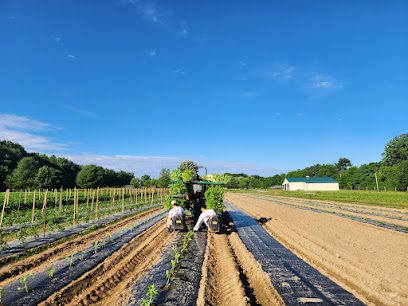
0;209;166;306
0;188;169;249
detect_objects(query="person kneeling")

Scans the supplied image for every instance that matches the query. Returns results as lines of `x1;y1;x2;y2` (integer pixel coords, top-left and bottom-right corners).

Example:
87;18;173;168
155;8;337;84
193;205;216;231
167;200;185;232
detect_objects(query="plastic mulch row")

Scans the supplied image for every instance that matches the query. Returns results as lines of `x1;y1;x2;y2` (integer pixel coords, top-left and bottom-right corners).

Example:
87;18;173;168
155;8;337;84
225;200;365;306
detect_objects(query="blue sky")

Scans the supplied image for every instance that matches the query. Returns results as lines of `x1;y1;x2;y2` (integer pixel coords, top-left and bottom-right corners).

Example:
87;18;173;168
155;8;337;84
0;0;407;177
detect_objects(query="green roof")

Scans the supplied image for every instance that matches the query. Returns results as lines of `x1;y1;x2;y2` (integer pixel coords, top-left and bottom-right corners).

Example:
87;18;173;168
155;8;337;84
285;177;337;183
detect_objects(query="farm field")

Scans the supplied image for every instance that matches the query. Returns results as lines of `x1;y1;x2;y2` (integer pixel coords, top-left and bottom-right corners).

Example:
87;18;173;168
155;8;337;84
226;192;408;306
1;189;407;305
236;189;408;209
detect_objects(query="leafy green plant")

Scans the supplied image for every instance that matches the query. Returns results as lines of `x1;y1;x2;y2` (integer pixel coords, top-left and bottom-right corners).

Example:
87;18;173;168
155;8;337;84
18;273;33;293
80;249;87;260
48;265;55;279
204;186;224;214
66;253;74;268
141;284;158;306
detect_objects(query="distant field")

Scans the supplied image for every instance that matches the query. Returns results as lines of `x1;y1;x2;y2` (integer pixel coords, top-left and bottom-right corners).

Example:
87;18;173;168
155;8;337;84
234;189;408;209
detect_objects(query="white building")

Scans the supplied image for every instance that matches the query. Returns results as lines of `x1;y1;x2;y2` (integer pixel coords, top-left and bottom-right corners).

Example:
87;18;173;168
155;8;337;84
282;177;339;191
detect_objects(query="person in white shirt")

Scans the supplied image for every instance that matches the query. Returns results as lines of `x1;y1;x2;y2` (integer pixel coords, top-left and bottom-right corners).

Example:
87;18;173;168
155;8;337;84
193;205;217;231
167;200;185;229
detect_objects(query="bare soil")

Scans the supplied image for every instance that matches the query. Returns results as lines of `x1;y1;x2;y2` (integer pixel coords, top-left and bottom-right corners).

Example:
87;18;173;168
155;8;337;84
197;216;284;306
40;222;171;306
251;194;408;228
227;193;408;306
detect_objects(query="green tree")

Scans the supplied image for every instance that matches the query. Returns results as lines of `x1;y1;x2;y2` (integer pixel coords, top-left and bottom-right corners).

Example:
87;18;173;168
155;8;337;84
130;177;141;188
158;168;171;188
178;161;199;177
0;141;27;190
383;134;408;166
141;175;152;187
336;158;352;172
35;166;63;189
7;157;39;189
76;165;105;188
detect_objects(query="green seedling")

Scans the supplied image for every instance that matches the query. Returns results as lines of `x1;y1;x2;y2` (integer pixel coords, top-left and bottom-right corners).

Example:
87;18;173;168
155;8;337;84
80;249;87;260
0;285;3;303
18;273;33;293
94;241;99;254
142;284;158;306
66;253;74;268
48;265;55;279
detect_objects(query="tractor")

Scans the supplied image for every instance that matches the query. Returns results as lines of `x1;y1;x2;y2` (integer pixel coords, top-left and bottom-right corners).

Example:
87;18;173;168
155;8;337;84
169;179;223;232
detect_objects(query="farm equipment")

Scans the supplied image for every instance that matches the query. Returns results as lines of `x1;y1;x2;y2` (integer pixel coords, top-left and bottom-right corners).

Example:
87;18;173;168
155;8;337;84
170;179;223;232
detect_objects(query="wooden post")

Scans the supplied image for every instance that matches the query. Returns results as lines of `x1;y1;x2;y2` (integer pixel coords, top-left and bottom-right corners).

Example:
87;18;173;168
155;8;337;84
73;188;77;226
122;188;125;212
95;187;99;220
86;189;90;210
42;190;48;237
59;187;63;210
24;189;27;208
31;190;36;223
17;190;22;212
0;189;10;228
375;172;379;191
91;189;95;211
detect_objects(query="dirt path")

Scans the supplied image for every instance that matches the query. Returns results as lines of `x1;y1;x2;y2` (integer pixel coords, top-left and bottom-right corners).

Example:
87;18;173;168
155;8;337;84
227;193;408;306
0;207;162;286
198;217;284;306
248;194;408;228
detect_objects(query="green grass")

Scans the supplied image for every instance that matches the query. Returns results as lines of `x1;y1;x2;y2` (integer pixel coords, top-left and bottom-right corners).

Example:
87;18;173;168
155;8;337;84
232;189;408;209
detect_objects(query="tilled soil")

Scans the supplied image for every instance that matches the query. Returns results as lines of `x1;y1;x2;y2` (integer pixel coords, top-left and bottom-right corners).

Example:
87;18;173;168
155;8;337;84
227;193;408;306
44;223;172;306
248;194;408;228
198;217;284;306
0;207;163;286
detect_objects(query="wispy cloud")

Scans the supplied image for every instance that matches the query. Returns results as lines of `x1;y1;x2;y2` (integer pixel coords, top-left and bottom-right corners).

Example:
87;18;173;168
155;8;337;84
122;0;189;36
55;37;62;42
63;105;97;118
0;114;67;151
147;49;157;57
62;153;284;177
67;54;76;60
272;62;296;81
310;75;342;90
172;68;185;75
251;61;295;82
242;91;258;99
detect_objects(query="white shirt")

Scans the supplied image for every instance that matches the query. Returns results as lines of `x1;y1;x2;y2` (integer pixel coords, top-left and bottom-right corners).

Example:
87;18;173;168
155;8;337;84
167;206;184;227
193;209;217;231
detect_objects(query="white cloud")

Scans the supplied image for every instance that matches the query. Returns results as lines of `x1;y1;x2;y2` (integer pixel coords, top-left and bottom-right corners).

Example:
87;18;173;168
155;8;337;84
309;75;342;90
62;153;284;177
172;68;185;75
67;54;76;59
272;62;295;81
63;105;97;118
122;0;189;36
55;37;62;42
0;114;67;151
148;49;157;57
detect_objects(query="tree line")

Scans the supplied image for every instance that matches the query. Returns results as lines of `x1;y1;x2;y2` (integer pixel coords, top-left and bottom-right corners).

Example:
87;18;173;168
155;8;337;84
210;134;408;191
0;141;172;190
